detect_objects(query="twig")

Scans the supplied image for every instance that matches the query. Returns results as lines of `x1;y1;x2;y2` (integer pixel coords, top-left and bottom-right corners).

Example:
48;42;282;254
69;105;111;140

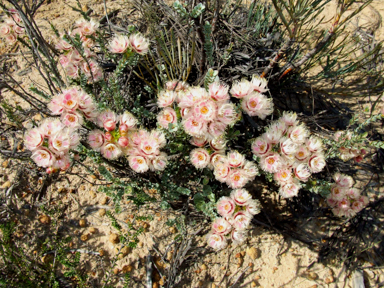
229;266;251;288
146;255;153;288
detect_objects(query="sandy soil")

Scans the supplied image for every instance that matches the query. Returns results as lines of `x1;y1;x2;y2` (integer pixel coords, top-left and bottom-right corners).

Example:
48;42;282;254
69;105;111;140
0;0;384;287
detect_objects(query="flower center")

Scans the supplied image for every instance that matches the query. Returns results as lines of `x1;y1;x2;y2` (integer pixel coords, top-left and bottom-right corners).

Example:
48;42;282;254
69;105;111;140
259;144;265;151
41;153;47;159
165;114;172;122
267;158;275;165
234;175;240;181
218;225;224;231
107;146;115;152
250;100;257;108
66;100;73;106
145;146;152;152
224;204;230;210
137;158;144;164
298;151;304;157
200;106;209;114
67;115;76;122
192;120;199;127
197;154;204;161
55;140;62;147
282;172;288;178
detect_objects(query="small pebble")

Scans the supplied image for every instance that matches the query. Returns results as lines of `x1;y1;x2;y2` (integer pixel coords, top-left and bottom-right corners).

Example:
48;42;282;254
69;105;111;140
98;209;106;217
89;227;97;234
169;227;177;234
246;247;260;260
1;181;11;189
122;264;133;273
99;249;105;256
79;219;87;227
201;263;207;270
100;197;108;205
325;276;334;284
81;4;89;12
251;281;257;287
307;272;318;280
113;268;120;275
109;233;120;244
80;234;89;242
89;190;96;199
39;215;51;224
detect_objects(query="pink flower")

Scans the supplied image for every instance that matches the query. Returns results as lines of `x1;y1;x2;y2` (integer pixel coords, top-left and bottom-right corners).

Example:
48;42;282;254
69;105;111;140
14;25;24;35
31;147;55;167
210;137;227;151
120;111;138;130
151;153;168;171
139;138;160;156
5;33;16;44
56;38;72;51
294;163;311;182
193;99;218;122
118;136;129;147
0;24;10;36
351;200;364;213
231;211;252;230
65;63;79;79
104;132;113;142
53;154;71;171
101;143;122;160
207;121;227;139
216;196;236;217
288;125;308;144
250;74;268;93
241;93;273;119
358;195;369;206
209;82;229;102
264;128;283;145
326;195;338;208
190;148;210;169
182;116;208;137
246;199;261;215
279;181;300;198
59;55;70;67
333;173;354;188
98;110;118;130
274;168;292;184
227;151;245;168
217;103;238;125
157;107;177;129
40;118;64;138
190;136;208;147
230;79;252;99
231;229;246;244
128;155;149;173
260;153;281;173
243;161;258;179
207;233;227;250
24;128;44;151
295;146;310;161
330;184;346;201
165;80;189;92
308;153;326;173
345;188;360;199
212;218;232;235
48;130;71;155
338;198;350;211
109;35;130;53
88;130;105;151
230;189;252;206
157;90;177;107
150;130;167;148
129;33;150;55
226;169;249;189
77;90;95;111
280;111;298;126
213;161;231;183
61;111;83;128
78;19;99;36
306;136;323;153
178;87;209;109
69;130;80;149
251;137;270;156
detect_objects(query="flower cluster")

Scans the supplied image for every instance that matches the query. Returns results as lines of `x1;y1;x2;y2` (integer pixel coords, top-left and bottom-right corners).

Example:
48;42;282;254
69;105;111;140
251;111;326;198
230;75;273;119
334;131;367;162
56;19;103;81
156;80;239;141
24;118;80;173
0;8;25;45
108;33;150;55
207;189;261;250
88;110;168;172
48;86;99;126
190;146;258;189
326;173;369;217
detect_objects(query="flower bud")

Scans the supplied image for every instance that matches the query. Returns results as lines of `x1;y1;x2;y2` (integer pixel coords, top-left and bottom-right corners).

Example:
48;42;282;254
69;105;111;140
118;136;129;147
119;124;129;135
104;132;113;142
103;119;116;131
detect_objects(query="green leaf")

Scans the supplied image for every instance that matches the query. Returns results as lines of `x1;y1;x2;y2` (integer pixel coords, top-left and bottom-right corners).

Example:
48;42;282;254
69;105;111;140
160;201;171;209
176;187;191;195
202;185;212;196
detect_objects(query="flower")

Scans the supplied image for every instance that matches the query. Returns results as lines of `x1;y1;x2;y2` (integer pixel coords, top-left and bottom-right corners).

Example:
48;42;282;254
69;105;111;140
294;163;311;182
182;116;207;137
129;33;150;55
212;218;232;235
295;146;310;161
216;196;236;217
151;153;168;171
217;103;238;125
24;128;44;151
48;130;71;155
213;161;231;182
190;136;208;147
308;153;326;173
227;151;245;168
109;35;130;53
157;90;177;108
246;199;261;215
288;125;308;144
306;136;323;153
193;99;218;122
190;148;210;169
230;189;252;206
333;173;354;188
120;111;138;130
88;130;104;151
98;110;118;131
101;143;122;159
280;111;298;126
226;169;249;189
279;181;300;198
207;233;227;250
118;136;129;147
249;74;268;93
241;92;273;119
231;211;252;230
31;147;55;167
61;111;83;128
209;82;229;102
210;137;227;151
260;153;281;173
230;79;252;99
273;168;292;184
251;137;270;156
231;229;247;244
157;107;177;129
128;155;149;173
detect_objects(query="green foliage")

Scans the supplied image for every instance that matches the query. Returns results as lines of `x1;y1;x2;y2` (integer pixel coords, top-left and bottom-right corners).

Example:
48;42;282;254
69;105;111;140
0;99;24;127
203;21;214;67
204;68;218;90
